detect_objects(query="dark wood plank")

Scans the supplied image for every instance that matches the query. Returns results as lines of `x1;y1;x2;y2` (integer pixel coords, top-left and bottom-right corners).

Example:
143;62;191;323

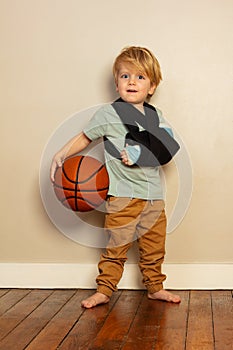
212;290;233;350
121;292;165;350
89;290;144;350
0;289;76;350
121;290;189;350
153;290;189;350
0;289;9;298
58;290;121;350
25;290;89;350
0;289;53;341
0;289;31;316
186;290;214;350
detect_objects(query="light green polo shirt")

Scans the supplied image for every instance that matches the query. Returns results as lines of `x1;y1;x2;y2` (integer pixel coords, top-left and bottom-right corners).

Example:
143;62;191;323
83;103;164;200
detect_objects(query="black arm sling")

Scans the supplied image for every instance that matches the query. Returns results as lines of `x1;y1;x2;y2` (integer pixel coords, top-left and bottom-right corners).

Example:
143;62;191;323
104;98;180;167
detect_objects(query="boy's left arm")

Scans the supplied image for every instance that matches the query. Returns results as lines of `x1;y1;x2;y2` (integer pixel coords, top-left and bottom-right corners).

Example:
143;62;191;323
121;108;176;166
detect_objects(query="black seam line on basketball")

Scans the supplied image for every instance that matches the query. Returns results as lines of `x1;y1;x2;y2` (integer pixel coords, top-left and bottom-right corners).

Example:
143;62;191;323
61;158;84;185
75;156;85;211
61;196;101;207
54;184;109;192
62;163;107;185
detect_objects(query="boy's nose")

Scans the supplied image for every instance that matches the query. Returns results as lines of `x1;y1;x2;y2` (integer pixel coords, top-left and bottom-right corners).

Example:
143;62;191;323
129;78;136;85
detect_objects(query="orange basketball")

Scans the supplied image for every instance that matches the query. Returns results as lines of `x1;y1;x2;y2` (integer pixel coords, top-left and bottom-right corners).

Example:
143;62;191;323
53;155;109;212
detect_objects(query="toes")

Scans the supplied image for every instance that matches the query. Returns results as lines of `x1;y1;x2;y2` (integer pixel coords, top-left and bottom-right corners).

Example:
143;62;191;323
81;298;97;308
81;293;110;309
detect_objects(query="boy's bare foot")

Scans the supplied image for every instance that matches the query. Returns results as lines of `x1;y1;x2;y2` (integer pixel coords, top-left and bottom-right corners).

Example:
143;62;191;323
81;292;110;309
148;289;181;303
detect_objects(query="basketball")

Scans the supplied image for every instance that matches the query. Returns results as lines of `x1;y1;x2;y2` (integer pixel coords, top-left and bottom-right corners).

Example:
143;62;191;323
53;155;109;212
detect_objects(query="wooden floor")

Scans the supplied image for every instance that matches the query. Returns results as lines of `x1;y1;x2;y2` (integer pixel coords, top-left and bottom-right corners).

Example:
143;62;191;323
0;289;232;350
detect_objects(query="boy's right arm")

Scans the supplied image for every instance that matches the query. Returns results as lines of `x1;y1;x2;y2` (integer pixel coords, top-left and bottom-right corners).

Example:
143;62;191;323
50;131;91;182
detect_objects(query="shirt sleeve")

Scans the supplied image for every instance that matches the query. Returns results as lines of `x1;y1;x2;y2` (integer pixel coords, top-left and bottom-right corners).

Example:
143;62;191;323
83;105;109;141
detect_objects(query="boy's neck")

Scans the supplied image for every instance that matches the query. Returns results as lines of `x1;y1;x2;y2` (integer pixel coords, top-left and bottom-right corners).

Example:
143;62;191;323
133;104;145;114
117;97;146;114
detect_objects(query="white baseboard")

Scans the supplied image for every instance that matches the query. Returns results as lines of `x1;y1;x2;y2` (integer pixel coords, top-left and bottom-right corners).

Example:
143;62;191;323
0;263;232;289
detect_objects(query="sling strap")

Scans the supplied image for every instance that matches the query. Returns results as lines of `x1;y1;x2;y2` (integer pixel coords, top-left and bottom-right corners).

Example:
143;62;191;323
104;98;180;167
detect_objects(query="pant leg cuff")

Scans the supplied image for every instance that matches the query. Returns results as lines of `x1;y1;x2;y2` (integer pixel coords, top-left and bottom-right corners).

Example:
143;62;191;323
97;285;114;298
147;283;164;294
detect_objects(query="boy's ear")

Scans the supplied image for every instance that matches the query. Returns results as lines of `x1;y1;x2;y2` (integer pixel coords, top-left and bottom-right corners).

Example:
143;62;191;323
149;83;156;95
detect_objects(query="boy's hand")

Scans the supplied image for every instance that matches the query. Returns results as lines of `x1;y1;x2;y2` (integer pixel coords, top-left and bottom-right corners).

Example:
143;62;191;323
120;144;141;166
50;153;64;182
121;148;132;166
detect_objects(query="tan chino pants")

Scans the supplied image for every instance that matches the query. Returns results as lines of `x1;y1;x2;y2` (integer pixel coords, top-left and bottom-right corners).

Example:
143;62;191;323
96;197;167;297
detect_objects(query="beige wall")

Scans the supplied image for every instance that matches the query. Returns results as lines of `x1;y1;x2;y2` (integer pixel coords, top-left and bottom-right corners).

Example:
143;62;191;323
1;0;232;264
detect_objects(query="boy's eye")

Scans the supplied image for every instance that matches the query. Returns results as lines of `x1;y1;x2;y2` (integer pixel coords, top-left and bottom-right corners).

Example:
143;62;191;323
121;74;129;79
138;75;145;80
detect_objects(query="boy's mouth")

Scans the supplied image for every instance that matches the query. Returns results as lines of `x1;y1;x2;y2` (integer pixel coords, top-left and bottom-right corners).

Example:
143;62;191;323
127;89;138;93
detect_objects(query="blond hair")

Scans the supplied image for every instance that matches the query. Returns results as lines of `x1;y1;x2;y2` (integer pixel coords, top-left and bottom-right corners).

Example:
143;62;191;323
113;46;162;93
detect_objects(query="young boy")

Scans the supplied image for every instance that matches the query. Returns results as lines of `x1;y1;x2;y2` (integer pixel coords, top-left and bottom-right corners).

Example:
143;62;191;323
50;46;181;308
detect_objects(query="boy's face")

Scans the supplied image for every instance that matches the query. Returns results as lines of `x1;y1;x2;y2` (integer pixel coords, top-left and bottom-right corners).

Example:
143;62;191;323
116;63;156;110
